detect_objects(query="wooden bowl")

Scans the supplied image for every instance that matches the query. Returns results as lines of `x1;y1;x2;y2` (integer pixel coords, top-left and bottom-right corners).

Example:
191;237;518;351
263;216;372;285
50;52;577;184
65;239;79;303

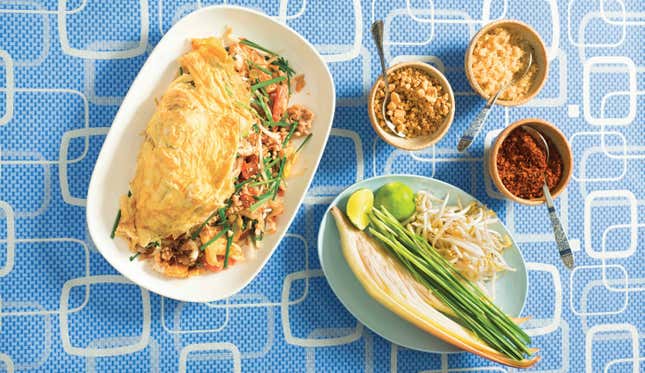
368;62;455;151
465;20;549;107
488;118;573;206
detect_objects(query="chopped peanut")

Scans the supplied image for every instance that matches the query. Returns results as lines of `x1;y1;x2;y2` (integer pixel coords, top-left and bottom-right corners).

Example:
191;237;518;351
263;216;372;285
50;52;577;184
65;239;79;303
471;27;537;101
293;74;306;92
373;67;452;137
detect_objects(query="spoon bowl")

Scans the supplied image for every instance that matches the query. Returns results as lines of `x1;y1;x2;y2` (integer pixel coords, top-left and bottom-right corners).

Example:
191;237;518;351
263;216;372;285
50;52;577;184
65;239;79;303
521;125;550;161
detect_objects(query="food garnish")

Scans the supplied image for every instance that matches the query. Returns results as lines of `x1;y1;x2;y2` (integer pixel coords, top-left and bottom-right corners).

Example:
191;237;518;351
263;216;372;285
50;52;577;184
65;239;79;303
373;66;451;137
251;76;287;91
330;182;538;367
110;209;121;239
239;38;277;56
471;27;537;101
295;133;312;153
272;56;295;94
496;127;562;199
406;191;514;290
346;189;374;230
373;182;416;221
112;32;314;278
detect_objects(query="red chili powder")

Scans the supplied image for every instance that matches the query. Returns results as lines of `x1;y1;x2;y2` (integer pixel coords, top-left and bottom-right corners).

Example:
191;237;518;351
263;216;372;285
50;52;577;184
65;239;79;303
496;127;563;199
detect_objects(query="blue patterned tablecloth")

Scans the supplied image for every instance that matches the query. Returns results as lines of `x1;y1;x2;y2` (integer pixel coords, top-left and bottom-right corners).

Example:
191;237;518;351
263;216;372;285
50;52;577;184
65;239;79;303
0;1;643;372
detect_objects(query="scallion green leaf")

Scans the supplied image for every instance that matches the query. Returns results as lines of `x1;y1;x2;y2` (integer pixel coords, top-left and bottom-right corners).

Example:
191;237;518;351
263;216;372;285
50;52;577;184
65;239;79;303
199;228;228;251
110;210;121;239
271;56;295;77
282;120;298;147
271;56;295;94
240;39;277;56
252;91;273;123
251;76;287;91
367;206;533;361
246;178;276;188
264;156;280;169
191;210;218;240
217;206;227;224
272;157;287;200
295;133;312;153
270;121;291;128
235;178;256;191
248;60;272;75
223;234;233;268
250;193;273;211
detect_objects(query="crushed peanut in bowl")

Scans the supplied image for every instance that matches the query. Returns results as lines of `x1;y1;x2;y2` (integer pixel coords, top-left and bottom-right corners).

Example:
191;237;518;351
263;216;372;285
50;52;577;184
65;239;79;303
470;27;537;101
372;66;452;137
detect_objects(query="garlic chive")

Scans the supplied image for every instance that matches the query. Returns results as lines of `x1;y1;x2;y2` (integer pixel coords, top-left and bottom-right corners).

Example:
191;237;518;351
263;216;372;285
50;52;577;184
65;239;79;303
199;228;228;251
251;76;287;91
223;234;233;268
240;39;277;56
295;133;312;153
368;206;533;361
110;210;121;239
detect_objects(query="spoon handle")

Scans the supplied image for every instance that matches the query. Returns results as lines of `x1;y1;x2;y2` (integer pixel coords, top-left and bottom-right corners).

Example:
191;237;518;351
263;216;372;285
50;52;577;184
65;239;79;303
371;21;389;93
457;90;501;152
543;184;574;269
457;105;491;152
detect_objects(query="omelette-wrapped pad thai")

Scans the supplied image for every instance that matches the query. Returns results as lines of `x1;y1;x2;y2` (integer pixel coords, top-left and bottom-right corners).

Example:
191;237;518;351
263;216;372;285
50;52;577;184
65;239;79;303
113;34;314;278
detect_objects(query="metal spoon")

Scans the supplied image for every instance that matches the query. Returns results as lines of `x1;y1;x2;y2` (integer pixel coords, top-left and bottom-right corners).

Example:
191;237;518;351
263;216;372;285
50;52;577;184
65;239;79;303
457;43;534;152
371;20;406;138
522;125;574;269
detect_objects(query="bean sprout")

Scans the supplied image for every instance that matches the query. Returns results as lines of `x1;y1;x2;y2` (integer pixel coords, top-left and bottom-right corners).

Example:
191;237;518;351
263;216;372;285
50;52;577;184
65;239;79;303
406;191;514;293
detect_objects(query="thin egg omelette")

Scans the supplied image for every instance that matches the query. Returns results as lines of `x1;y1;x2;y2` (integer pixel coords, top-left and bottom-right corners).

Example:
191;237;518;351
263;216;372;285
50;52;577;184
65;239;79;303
116;37;253;249
112;33;314;278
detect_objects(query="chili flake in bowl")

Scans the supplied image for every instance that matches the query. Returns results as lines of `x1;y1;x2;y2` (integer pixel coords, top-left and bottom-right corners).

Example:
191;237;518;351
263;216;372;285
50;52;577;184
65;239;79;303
368;62;455;151
488;118;573;205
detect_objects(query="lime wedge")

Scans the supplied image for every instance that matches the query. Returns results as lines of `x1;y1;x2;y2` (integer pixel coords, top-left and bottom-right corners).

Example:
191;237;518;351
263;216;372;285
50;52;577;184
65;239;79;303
346;189;374;230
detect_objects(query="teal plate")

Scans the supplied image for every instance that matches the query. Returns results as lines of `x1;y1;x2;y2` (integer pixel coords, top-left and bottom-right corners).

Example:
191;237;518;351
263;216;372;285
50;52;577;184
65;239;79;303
317;174;528;353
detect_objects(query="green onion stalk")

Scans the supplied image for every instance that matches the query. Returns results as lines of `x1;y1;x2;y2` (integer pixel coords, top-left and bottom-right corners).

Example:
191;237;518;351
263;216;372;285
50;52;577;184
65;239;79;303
368;206;532;361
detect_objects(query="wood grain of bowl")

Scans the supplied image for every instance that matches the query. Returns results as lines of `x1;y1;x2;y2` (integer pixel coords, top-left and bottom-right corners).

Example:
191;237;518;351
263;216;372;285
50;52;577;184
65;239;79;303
465;20;549;107
488;118;573;206
368;62;455;151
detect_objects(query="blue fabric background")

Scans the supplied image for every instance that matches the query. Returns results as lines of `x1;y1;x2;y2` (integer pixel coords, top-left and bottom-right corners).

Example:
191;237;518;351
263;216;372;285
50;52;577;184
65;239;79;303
0;0;643;372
